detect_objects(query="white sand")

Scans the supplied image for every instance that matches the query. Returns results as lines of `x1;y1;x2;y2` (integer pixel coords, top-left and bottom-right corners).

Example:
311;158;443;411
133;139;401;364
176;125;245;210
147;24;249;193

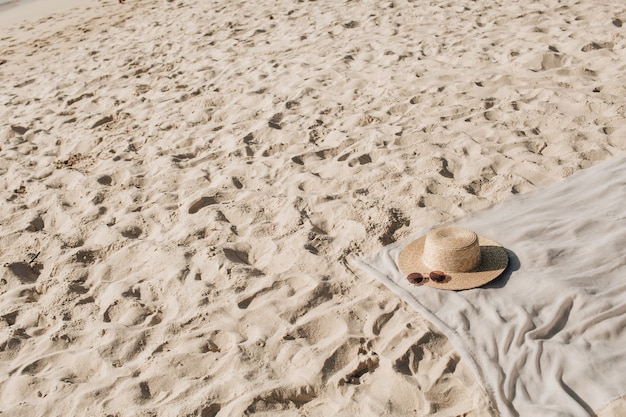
0;0;624;415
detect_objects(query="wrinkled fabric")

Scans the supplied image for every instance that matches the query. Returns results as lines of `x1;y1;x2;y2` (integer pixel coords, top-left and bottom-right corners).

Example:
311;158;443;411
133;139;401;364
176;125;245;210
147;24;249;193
356;155;626;416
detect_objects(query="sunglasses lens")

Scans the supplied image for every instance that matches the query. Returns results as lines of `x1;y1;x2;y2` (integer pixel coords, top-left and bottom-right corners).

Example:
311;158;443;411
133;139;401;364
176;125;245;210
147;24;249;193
429;271;446;283
407;272;425;286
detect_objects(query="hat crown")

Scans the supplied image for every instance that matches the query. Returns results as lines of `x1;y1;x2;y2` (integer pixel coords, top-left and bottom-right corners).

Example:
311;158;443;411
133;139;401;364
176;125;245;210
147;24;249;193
422;227;481;272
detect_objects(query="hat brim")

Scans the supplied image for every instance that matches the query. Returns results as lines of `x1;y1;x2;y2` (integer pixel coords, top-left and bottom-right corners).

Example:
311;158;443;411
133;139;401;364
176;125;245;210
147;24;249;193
398;234;508;291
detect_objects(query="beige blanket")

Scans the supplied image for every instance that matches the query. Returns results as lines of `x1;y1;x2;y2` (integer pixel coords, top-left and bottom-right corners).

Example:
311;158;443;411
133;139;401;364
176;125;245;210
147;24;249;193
357;155;626;416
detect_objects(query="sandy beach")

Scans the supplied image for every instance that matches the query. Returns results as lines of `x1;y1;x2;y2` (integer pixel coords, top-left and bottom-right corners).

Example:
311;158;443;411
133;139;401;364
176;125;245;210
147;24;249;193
1;0;625;415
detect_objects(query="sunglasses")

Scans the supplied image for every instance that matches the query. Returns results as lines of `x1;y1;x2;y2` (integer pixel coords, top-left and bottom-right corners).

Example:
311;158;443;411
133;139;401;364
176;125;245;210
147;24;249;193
406;271;448;286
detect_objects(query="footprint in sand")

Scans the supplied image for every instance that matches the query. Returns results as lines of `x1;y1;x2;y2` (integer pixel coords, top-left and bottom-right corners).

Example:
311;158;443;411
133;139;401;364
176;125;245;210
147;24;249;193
246;387;316;414
11;125;29;135
97;175;112;186
91;115;114;129
293;315;347;345
268;113;283;130
347;154;372;167
102;299;157;326
581;42;613;52
188;196;218;214
121;226;142;239
73;249;98;265
530;53;565;72
25;216;44;232
7;262;43;283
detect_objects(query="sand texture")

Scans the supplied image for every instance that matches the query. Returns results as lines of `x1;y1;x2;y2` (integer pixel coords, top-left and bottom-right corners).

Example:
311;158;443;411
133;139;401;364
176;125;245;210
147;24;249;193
1;0;625;416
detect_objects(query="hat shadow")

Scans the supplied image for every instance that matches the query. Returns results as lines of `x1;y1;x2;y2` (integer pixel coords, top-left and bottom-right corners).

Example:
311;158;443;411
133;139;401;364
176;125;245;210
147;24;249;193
481;248;520;289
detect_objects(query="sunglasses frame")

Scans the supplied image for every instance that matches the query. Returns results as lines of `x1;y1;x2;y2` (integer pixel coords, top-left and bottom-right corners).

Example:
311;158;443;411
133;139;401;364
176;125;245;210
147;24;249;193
406;270;450;286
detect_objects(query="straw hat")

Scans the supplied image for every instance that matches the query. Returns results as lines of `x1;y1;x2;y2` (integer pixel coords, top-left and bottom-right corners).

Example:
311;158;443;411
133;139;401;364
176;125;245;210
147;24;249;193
398;226;508;290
